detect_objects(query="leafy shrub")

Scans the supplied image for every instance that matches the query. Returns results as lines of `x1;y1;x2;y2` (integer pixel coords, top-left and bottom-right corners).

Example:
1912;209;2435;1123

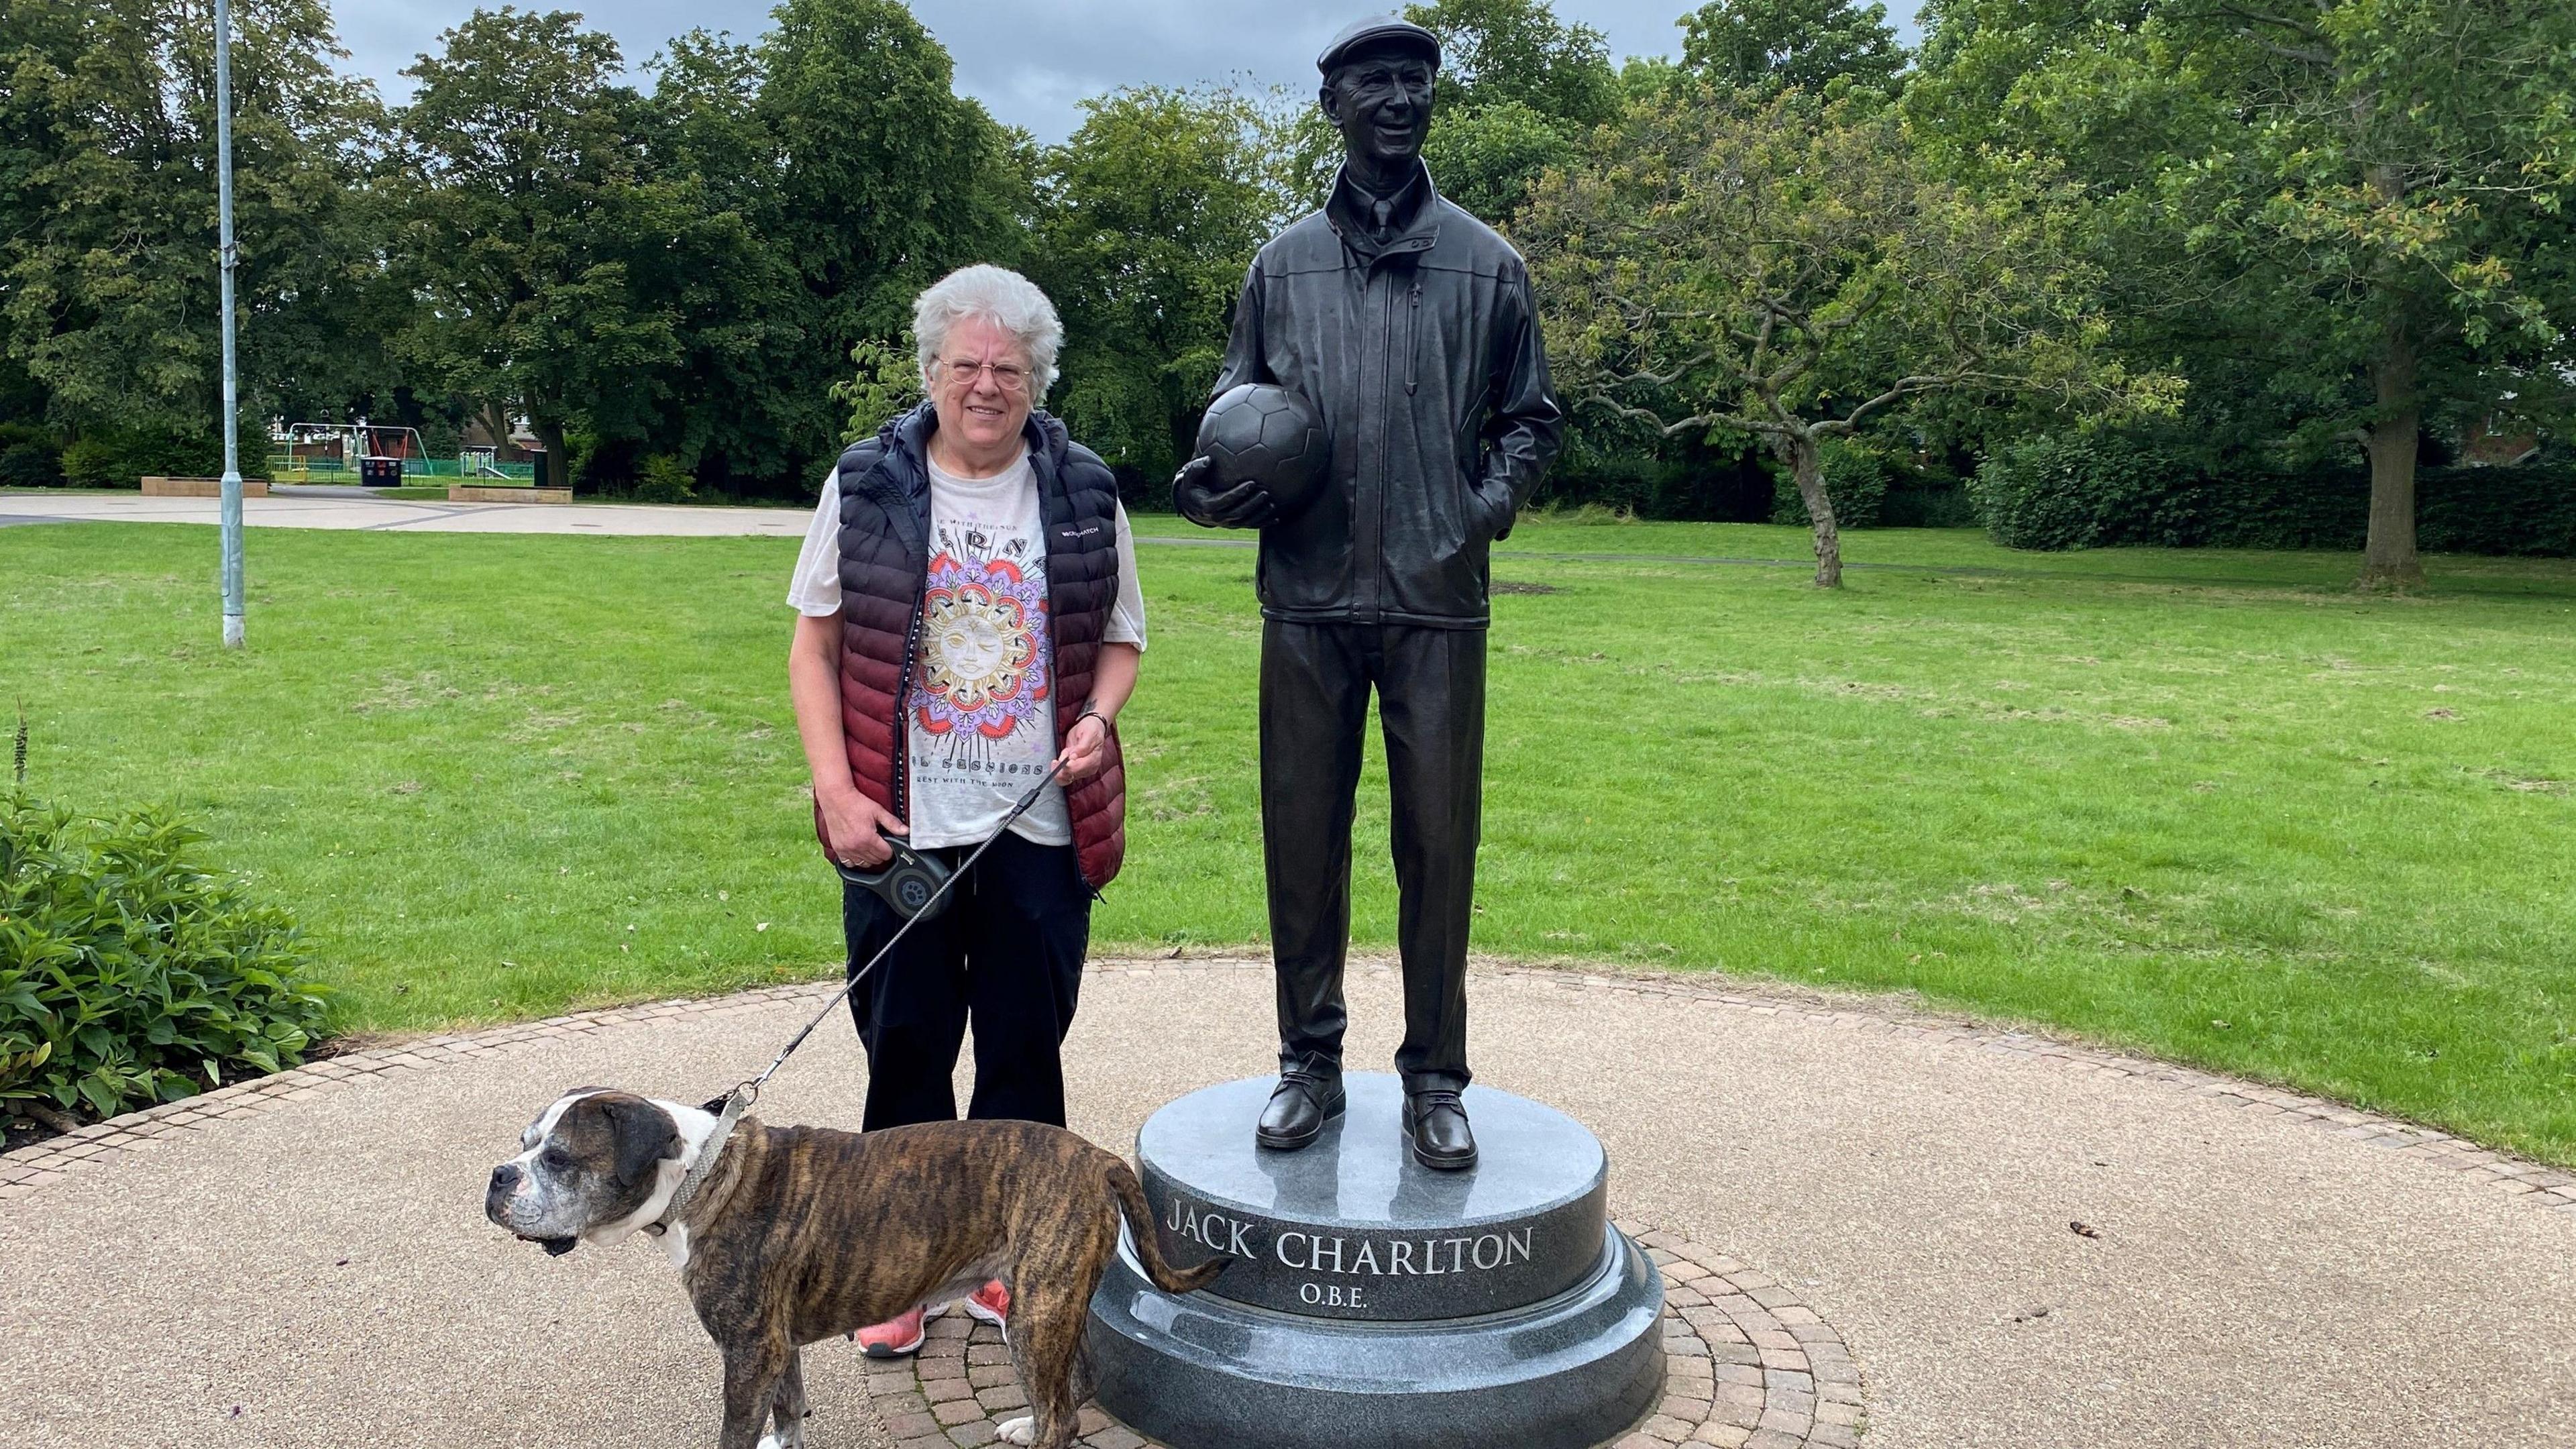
55;426;236;490
1770;438;1890;528
634;453;698;504
0;422;64;488
835;338;925;443
0;794;328;1122
1969;434;2211;549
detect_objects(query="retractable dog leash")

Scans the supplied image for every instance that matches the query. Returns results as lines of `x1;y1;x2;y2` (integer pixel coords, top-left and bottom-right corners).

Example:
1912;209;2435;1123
655;765;1068;1230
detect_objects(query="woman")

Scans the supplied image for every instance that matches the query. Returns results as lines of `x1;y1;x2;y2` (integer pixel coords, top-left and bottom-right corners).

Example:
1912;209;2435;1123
784;264;1146;1356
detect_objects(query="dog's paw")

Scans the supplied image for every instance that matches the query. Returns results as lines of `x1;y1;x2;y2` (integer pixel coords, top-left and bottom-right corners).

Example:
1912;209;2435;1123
995;1415;1036;1446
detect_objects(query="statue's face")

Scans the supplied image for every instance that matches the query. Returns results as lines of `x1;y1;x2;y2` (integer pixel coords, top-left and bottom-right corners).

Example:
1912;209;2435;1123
1321;44;1437;176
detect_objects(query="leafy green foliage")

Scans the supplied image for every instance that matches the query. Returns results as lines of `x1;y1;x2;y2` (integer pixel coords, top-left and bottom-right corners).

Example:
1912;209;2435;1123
1036;85;1285;495
1973;435;2576;555
0;421;64;488
756;0;1034;421
1678;0;1909;95
390;9;684;484
1408;0;1619;125
629;30;813;492
0;794;326;1122
633;454;698;504
1911;0;2576;586
0;0;387;447
1522;82;2174;584
1969;433;2206;550
1405;0;1617;225
1770;437;1890;527
832;339;924;445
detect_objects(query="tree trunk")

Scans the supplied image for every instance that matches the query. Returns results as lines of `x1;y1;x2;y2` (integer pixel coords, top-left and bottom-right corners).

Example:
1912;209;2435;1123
532;415;572;494
1782;433;1841;588
2357;322;2424;591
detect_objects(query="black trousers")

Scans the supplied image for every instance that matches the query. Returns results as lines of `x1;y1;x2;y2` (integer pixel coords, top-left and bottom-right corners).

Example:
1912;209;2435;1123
841;830;1091;1131
1262;620;1485;1095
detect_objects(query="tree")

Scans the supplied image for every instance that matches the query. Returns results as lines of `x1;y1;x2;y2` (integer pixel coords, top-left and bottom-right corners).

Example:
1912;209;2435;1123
1678;0;1909;95
631;28;808;490
1403;0;1619;225
1521;85;2175;586
390;8;683;482
1914;0;2576;588
1407;0;1619;125
1034;85;1284;494
752;0;1034;490
0;0;384;464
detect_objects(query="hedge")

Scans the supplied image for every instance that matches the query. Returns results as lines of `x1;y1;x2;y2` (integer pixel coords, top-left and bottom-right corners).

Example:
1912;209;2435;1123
1970;435;2576;555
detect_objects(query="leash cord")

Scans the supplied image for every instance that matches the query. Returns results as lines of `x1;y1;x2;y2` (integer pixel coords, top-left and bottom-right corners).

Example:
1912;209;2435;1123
732;763;1067;1108
655;763;1073;1231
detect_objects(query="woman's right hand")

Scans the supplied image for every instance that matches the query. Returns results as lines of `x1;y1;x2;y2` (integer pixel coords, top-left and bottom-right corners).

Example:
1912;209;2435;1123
818;786;908;869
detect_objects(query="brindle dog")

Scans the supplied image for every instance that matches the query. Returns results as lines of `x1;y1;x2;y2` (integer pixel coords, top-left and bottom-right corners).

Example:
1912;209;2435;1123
486;1087;1227;1449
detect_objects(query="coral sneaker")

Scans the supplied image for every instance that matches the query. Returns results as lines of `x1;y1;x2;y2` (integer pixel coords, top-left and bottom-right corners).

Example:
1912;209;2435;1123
853;1305;927;1359
962;1279;1010;1328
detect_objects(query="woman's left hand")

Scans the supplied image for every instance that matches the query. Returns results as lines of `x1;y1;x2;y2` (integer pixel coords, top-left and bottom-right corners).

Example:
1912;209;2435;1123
1057;713;1112;784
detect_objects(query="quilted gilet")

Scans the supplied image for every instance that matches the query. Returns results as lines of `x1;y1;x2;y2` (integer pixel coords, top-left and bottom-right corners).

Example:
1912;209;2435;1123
828;403;1127;890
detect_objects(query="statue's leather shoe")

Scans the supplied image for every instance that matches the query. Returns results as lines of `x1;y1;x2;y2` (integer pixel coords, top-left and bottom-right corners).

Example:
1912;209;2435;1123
1254;1072;1345;1151
1402;1089;1478;1171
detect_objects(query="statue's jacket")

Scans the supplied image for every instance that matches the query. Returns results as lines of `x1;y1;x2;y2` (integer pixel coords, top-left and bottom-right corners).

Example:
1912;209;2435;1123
1216;170;1565;630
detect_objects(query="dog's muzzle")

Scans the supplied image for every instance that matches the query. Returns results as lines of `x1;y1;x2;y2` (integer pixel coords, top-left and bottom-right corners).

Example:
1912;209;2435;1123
486;1162;578;1255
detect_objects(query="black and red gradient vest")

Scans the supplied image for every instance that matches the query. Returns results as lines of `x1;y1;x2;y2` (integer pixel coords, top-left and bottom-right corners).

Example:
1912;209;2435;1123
826;403;1127;890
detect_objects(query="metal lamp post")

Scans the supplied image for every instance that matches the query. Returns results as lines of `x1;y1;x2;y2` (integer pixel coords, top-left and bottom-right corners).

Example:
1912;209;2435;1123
215;0;245;648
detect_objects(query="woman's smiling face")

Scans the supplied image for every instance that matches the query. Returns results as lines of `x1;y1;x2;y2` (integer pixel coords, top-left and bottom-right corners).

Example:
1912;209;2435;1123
929;315;1035;460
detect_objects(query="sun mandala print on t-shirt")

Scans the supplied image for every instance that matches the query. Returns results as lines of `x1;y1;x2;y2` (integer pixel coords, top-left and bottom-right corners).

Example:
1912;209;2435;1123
912;541;1051;744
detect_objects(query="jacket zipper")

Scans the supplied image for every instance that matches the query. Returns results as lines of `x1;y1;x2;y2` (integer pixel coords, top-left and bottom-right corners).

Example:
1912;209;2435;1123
1373;270;1397;619
1405;281;1421;396
894;460;931;824
893;592;922;824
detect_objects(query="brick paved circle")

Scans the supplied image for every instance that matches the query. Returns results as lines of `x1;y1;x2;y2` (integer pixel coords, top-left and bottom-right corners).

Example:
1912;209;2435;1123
865;1228;1865;1449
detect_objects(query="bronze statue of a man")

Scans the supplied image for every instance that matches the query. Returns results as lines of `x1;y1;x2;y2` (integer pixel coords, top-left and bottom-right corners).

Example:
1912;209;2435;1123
1173;15;1564;1171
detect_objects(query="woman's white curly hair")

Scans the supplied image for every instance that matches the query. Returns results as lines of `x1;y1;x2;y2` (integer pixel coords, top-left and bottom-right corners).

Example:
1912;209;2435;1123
912;264;1062;400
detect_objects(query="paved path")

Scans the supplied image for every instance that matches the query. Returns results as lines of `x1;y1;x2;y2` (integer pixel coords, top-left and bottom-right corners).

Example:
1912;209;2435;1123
3;959;2573;1449
0;488;819;537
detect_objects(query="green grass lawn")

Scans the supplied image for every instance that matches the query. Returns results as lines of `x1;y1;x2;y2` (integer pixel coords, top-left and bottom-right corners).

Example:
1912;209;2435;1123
5;517;2574;1162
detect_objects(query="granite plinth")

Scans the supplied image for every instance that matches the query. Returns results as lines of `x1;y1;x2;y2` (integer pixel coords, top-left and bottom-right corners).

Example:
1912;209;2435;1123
1137;1073;1608;1320
1090;1225;1665;1449
1089;1074;1664;1449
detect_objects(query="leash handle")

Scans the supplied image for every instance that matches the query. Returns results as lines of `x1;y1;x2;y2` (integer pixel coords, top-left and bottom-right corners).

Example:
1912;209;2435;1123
735;762;1067;1103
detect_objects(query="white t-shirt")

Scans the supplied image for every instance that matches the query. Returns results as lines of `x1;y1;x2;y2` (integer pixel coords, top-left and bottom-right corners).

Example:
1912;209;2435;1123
788;448;1146;850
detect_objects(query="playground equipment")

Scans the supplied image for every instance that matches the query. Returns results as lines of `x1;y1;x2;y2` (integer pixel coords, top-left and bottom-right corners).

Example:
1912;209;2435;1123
266;422;536;485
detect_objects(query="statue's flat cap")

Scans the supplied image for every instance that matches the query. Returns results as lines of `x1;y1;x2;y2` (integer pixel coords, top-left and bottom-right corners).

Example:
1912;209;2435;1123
1316;15;1441;74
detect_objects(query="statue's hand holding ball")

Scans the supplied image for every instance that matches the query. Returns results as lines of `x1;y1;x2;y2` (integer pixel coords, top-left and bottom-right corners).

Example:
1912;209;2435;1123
1174;383;1330;530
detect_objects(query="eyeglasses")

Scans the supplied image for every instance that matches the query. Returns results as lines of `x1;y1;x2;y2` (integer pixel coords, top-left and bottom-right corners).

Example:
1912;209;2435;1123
936;358;1032;394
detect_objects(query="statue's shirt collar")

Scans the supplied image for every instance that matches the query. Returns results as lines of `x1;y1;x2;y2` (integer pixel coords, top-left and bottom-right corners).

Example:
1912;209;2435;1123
1330;162;1436;264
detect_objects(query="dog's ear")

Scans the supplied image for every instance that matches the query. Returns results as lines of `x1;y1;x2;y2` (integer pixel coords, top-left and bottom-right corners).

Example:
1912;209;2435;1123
599;1095;684;1189
700;1094;731;1116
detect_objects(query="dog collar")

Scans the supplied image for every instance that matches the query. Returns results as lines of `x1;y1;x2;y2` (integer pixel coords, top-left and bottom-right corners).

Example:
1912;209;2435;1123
649;1088;751;1236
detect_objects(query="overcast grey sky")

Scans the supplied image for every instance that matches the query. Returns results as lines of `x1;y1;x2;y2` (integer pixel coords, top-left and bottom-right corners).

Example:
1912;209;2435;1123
337;1;1927;144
